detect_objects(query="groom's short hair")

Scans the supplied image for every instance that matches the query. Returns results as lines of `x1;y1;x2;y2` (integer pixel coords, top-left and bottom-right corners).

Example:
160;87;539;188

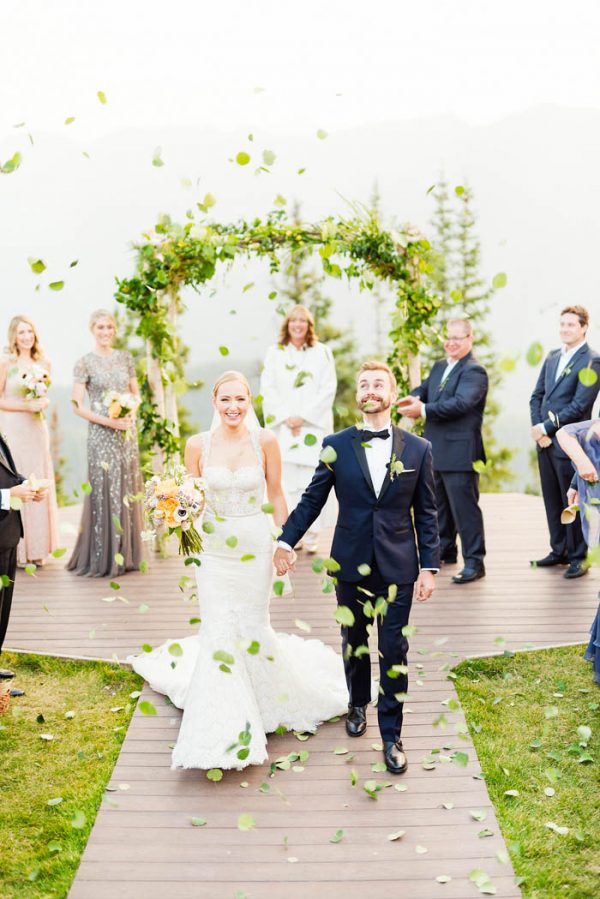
358;360;397;393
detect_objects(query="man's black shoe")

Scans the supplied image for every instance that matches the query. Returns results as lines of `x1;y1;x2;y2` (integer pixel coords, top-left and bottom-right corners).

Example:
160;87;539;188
441;554;458;565
345;705;367;737
564;561;588;579
9;687;25;697
452;566;485;584
531;554;569;567
383;740;408;775
0;669;15;679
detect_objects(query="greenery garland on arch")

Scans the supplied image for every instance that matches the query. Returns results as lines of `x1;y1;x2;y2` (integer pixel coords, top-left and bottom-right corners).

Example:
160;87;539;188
114;207;440;458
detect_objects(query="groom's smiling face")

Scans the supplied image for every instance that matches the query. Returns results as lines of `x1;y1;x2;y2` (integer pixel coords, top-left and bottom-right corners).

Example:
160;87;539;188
356;370;392;415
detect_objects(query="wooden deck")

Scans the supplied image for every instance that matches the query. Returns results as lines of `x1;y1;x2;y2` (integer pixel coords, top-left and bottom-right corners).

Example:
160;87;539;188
5;494;598;899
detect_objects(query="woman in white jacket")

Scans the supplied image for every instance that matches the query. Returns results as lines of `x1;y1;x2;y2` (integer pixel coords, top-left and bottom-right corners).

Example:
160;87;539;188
260;305;337;553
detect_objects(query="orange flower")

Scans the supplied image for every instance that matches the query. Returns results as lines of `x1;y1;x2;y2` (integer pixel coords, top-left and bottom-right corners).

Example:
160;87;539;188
108;400;122;419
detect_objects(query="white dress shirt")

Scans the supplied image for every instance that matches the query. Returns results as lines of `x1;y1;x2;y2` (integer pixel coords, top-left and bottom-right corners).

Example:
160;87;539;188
0;488;10;510
361;420;393;495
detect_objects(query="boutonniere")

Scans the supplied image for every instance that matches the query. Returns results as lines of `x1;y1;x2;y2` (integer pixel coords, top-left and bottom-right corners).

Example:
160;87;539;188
388;452;415;481
561;363;574;378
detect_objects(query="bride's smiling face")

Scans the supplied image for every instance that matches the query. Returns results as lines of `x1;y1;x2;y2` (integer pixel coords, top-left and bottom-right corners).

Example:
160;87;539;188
213;379;251;428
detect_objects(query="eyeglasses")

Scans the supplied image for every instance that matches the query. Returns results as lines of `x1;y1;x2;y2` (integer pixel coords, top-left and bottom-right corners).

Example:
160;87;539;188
443;335;470;342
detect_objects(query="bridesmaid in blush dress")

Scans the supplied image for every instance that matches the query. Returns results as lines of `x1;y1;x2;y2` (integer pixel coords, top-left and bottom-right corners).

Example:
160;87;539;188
0;315;59;567
67;309;144;578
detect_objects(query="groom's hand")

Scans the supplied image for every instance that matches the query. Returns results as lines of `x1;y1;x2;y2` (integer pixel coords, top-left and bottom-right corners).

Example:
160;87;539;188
415;569;435;602
274;547;296;577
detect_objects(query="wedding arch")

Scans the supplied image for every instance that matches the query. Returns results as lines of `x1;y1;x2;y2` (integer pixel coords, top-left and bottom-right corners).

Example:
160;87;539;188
114;208;440;458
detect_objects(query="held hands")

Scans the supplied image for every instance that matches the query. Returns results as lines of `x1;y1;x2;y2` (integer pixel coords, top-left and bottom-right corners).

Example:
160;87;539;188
10;483;44;503
29;397;49;413
531;424;550;444
566;488;579;507
396;396;423;419
415;569;435;603
537;435;552;449
274;546;296;577
285;416;304;437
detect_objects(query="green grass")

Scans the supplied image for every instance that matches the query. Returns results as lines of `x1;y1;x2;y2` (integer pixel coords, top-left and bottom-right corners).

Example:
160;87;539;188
0;650;142;899
454;645;600;899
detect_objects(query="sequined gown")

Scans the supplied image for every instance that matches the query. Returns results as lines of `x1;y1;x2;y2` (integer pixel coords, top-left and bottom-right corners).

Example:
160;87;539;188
0;359;59;564
67;351;144;578
129;430;348;770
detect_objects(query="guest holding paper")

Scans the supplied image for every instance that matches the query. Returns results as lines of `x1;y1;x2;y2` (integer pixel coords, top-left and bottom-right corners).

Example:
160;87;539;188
260;304;336;553
0;315;59;568
67;309;144;578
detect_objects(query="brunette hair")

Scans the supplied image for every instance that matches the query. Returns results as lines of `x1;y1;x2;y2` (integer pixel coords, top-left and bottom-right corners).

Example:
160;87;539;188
560;305;589;330
358;360;397;394
7;315;44;361
278;304;318;347
212;370;252;398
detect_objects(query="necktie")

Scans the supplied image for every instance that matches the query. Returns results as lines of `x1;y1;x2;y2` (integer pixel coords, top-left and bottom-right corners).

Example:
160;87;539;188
361;429;390;441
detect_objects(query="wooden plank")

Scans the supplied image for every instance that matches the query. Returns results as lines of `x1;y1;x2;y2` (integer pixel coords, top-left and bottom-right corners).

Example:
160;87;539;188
5;495;595;899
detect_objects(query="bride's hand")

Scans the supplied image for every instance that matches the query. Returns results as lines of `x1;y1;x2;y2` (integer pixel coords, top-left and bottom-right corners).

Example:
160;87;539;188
274;547;296;576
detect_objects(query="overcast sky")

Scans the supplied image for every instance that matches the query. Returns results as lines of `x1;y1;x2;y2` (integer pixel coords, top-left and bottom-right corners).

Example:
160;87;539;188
3;0;600;142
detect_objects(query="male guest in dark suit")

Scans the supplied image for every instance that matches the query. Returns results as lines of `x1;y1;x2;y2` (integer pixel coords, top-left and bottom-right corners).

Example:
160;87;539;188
529;305;600;579
397;318;488;585
274;361;440;775
0;431;42;695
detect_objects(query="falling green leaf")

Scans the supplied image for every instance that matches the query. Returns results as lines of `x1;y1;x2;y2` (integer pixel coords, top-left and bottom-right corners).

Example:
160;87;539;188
28;258;46;274
526;342;544;366
97;90;107;104
168;642;183;657
225;536;238;549
236;152;251;166
49;281;65;291
579;367;598;387
64;117;75;125
316;129;328;140
1;151;22;174
492;272;507;289
335;605;355;627
262;149;276;166
138;701;157;716
152;147;164;167
304;433;317;446
219;346;229;356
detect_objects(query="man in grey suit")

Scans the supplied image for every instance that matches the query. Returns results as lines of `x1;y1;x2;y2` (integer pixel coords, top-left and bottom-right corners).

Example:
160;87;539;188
529;305;600;578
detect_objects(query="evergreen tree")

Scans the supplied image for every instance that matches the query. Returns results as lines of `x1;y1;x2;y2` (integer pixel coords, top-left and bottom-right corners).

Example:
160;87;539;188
428;179;514;491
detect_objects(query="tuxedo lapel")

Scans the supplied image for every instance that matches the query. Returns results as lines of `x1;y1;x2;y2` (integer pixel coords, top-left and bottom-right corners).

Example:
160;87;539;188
0;436;16;475
546;345;586;399
351;428;376;495
378;426;406;502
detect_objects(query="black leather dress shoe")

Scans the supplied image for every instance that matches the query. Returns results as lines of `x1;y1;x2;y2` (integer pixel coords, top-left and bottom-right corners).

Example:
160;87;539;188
564;561;588;579
345;705;367;737
531;554;569;567
441;554;458;565
0;669;15;679
452;566;485;584
383;740;408;775
9;687;25;697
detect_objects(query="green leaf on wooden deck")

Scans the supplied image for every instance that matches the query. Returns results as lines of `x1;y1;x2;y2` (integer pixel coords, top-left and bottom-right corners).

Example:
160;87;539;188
329;829;345;843
138;701;157;716
237;813;256;831
206;768;223;782
190;817;207;826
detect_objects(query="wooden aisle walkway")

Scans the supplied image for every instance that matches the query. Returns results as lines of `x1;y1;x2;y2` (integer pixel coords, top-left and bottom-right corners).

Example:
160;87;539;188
6;494;598;899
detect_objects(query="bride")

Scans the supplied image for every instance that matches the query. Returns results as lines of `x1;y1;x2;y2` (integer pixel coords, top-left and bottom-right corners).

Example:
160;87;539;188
129;370;348;770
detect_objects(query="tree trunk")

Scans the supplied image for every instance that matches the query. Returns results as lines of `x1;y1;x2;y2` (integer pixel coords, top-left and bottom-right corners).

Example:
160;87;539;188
407;351;421;389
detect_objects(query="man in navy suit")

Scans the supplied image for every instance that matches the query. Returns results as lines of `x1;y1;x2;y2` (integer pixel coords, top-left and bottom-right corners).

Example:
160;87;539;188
0;432;42;693
529;305;600;578
397;318;488;584
274;361;440;775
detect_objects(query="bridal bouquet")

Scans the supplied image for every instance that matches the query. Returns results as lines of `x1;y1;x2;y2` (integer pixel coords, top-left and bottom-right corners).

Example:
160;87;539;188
143;464;206;556
21;364;51;418
103;389;140;439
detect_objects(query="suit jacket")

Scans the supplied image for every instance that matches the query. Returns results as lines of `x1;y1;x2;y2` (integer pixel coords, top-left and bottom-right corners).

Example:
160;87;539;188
280;425;440;584
411;352;488;472
0;433;24;550
529;343;600;458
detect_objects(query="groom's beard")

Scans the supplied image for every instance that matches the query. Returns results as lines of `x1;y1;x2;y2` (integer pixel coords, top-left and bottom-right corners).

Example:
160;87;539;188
359;395;391;414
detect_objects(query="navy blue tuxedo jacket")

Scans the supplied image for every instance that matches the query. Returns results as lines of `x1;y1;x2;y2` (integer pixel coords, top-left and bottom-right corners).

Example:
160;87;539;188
411;352;488;472
0;433;24;549
529;343;600;458
280;425;440;584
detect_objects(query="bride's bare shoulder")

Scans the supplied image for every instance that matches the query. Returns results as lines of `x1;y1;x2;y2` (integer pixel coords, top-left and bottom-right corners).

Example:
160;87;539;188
186;432;205;450
259;427;278;448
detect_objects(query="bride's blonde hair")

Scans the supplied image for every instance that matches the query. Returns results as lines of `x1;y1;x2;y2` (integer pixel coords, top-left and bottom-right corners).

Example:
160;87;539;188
212;370;252;398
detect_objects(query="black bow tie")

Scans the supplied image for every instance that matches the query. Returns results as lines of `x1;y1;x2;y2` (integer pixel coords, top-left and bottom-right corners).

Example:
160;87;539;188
361;429;390;441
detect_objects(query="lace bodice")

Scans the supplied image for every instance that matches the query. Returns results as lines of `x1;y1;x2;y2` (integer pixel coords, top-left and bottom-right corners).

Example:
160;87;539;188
201;430;266;518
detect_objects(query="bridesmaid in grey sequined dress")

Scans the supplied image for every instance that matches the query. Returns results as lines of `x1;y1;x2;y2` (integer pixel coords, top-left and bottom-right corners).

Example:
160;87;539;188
67;309;144;577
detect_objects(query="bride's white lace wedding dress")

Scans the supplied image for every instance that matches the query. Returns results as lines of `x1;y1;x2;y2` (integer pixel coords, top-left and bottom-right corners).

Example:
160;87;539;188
129;430;348;770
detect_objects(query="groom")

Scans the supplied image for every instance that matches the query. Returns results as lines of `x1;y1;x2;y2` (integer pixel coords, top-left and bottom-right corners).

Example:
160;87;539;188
274;361;440;774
